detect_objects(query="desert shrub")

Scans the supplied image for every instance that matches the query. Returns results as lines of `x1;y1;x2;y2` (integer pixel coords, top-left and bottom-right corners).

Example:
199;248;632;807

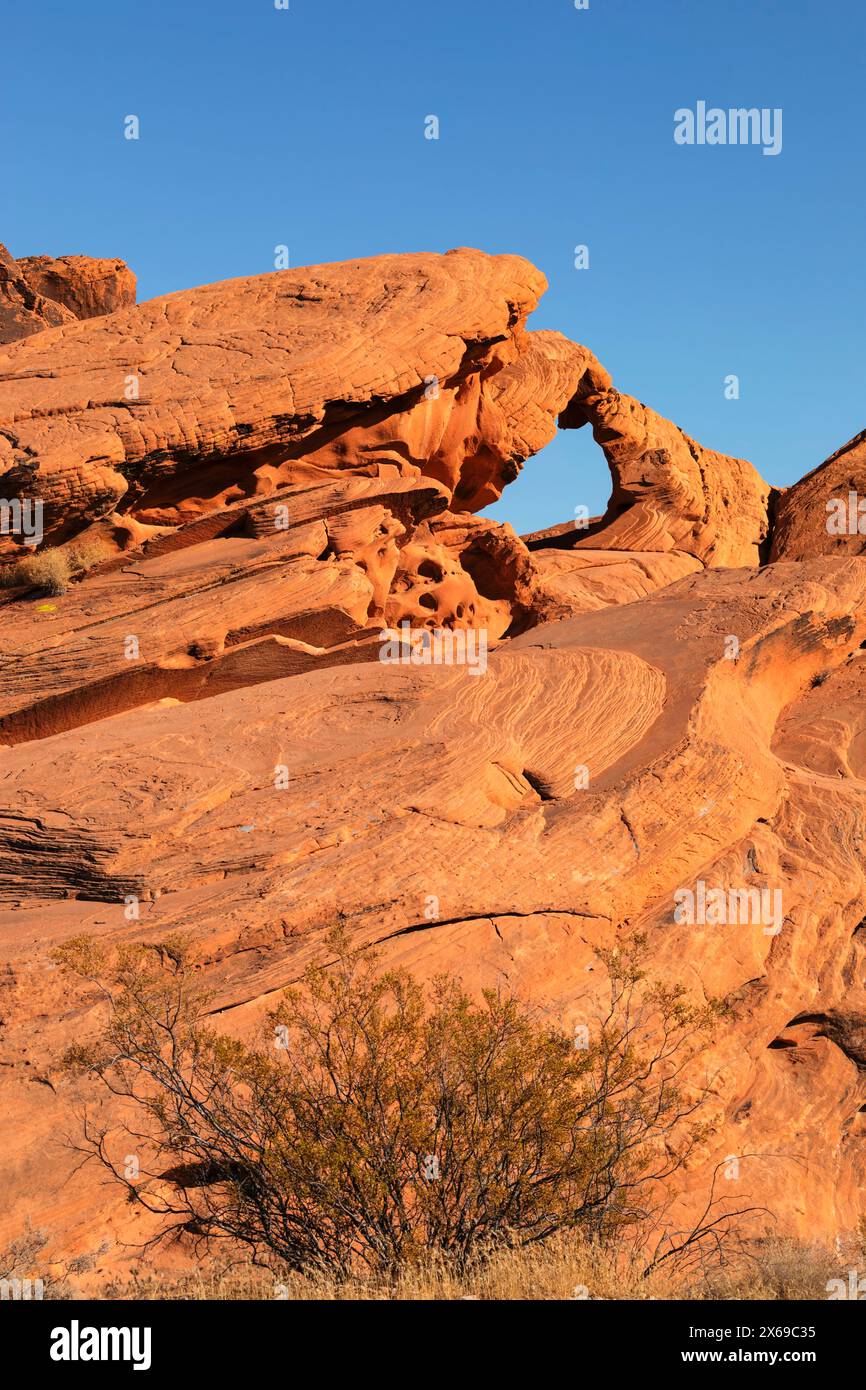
0;533;113;594
0;548;71;594
56;934;750;1279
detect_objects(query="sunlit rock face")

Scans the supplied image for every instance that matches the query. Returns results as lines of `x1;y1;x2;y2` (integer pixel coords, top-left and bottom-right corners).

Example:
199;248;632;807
769;428;866;561
0;242;135;345
1;244;864;1280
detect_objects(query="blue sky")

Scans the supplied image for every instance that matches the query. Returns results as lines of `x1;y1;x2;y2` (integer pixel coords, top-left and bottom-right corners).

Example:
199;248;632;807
5;0;865;535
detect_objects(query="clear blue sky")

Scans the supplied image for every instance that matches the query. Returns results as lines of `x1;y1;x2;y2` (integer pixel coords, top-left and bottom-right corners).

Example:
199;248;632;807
5;0;865;535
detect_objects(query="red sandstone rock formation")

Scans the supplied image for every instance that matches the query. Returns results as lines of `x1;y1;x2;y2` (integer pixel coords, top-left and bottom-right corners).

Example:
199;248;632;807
560;387;771;567
0;242;75;342
770;427;866;560
0;243;135;345
0;249;594;548
0;244;864;1288
17;253;136;321
523;384;773;614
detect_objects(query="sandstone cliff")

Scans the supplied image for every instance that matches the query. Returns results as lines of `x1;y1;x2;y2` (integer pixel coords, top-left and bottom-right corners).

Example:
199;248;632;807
0;246;863;1283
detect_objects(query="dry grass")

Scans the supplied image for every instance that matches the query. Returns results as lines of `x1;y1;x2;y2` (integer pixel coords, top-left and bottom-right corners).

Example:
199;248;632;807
0;534;114;594
703;1237;849;1300
0;1226;104;1300
99;1232;860;1302
0;548;72;594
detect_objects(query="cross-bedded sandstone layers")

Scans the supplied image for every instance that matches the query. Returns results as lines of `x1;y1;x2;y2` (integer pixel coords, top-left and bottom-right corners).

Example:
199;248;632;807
3;557;866;1274
0;250;607;551
523;385;773;614
563;387;772;568
1;243;865;1285
0;245;770;633
523;540;704;613
0;474;453;744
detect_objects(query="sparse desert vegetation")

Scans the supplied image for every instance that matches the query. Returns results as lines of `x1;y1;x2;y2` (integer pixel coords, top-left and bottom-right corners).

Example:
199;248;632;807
9;1231;855;1302
51;933;778;1294
0;546;73;594
0;534;113;594
3;245;866;1300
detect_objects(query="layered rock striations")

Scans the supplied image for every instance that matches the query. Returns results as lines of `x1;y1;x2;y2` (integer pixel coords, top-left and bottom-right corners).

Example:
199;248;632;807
0;244;864;1280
